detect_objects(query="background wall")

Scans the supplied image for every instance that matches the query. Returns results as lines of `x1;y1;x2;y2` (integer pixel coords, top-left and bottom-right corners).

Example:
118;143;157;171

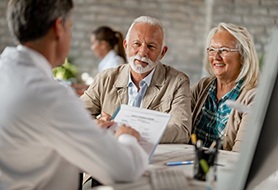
0;0;277;85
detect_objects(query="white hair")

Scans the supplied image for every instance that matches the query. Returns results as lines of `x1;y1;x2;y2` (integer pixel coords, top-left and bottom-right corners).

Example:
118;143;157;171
125;16;166;47
205;22;260;89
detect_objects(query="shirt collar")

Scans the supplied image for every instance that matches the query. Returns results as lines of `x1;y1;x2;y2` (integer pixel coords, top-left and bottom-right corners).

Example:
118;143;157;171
208;78;244;102
128;68;155;87
17;45;53;80
99;50;115;65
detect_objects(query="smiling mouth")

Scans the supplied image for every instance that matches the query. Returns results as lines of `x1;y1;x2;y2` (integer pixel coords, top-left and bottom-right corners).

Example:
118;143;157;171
214;63;225;67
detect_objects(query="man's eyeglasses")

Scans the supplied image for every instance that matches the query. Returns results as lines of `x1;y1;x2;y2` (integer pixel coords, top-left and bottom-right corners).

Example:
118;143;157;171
206;47;239;56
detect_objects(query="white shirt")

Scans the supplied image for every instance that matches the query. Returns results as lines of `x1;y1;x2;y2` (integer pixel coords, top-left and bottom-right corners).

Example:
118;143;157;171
0;45;148;190
98;50;125;72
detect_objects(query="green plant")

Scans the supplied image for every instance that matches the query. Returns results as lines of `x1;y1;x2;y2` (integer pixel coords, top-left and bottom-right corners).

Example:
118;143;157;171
53;58;77;81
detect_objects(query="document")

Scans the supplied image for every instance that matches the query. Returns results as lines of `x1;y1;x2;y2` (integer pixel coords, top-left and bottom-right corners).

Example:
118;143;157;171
110;104;171;159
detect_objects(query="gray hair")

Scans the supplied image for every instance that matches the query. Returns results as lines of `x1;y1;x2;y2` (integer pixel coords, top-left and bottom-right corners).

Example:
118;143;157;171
205;22;260;89
7;0;73;43
125;16;166;47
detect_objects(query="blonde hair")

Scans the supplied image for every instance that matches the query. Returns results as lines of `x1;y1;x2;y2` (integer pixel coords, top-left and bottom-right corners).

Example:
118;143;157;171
205;22;260;89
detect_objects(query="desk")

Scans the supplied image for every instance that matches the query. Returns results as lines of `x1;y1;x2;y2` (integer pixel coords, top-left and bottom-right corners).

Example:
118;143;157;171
106;144;239;190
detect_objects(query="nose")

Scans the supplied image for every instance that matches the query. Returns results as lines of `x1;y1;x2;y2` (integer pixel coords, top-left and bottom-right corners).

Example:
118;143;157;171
212;50;222;59
138;43;148;57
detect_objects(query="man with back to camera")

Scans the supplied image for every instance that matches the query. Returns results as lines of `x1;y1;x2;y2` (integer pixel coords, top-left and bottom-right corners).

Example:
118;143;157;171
0;0;148;189
81;16;192;143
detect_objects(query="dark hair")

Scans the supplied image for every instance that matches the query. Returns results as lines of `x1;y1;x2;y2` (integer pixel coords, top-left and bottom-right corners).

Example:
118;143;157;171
92;26;126;62
7;0;74;43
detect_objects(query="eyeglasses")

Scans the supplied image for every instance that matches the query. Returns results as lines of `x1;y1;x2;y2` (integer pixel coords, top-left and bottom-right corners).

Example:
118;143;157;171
206;47;239;56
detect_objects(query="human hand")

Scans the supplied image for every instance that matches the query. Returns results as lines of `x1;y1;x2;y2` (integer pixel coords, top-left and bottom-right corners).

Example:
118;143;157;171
96;119;114;129
97;112;112;121
71;83;89;96
114;124;141;141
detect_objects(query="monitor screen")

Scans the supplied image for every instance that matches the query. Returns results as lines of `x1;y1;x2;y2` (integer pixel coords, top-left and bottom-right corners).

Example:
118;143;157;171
245;67;278;189
224;28;278;190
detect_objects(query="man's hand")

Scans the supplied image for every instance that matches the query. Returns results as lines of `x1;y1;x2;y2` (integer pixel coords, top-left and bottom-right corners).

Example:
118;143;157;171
114;124;141;141
96;111;114;129
97;111;112;121
96;119;114;129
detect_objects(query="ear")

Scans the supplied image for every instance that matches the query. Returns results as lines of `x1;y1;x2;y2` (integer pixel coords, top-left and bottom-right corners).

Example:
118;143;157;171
52;18;64;40
123;39;127;50
160;46;168;59
100;40;109;50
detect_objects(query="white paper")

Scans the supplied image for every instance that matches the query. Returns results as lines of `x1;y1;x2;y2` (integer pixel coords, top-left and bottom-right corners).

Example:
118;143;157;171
111;104;171;159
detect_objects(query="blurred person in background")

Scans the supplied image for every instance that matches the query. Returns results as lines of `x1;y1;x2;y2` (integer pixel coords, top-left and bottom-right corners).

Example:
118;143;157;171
191;22;260;152
91;26;126;72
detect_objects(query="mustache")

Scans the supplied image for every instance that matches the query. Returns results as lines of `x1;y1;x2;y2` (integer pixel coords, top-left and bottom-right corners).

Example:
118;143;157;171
129;55;156;65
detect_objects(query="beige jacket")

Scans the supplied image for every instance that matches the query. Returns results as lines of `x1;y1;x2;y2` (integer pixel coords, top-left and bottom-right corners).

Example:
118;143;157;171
191;77;256;151
81;63;192;143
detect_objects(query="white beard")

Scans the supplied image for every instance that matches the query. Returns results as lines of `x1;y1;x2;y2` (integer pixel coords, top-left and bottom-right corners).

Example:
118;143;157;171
127;54;160;74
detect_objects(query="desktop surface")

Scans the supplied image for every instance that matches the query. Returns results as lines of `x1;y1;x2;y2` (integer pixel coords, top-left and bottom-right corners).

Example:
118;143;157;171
104;144;239;190
90;145;277;190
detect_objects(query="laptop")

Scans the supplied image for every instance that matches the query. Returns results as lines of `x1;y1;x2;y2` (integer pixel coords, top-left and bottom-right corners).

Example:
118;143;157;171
217;28;278;190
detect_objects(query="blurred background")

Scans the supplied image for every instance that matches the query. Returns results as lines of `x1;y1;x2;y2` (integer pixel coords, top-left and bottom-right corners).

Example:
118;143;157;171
0;0;277;86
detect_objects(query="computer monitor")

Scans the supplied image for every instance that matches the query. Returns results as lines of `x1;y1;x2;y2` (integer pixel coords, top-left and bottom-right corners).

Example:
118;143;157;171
224;28;278;190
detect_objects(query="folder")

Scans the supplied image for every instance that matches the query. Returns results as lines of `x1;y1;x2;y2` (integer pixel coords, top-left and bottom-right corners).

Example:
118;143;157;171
110;104;171;160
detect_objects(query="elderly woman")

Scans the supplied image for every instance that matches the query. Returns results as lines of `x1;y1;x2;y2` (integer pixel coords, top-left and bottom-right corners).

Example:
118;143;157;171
191;23;260;151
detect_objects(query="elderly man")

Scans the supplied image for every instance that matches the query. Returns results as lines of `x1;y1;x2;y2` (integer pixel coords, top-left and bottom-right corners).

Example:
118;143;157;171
81;16;191;143
0;1;148;189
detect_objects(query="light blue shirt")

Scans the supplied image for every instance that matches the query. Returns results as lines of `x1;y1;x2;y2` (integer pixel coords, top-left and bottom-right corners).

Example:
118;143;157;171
128;69;155;107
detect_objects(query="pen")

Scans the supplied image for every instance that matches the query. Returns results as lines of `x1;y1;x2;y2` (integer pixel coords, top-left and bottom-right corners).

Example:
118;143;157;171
207;140;217;153
166;160;194;166
200;159;209;174
191;133;197;145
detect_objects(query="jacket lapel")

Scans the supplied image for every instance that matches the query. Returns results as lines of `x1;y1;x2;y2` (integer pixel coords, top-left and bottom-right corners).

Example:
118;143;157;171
116;88;128;105
143;63;166;108
114;65;130;105
114;63;166;108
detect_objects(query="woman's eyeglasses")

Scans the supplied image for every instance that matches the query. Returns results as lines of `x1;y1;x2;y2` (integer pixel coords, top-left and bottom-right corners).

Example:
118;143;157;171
207;47;239;56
